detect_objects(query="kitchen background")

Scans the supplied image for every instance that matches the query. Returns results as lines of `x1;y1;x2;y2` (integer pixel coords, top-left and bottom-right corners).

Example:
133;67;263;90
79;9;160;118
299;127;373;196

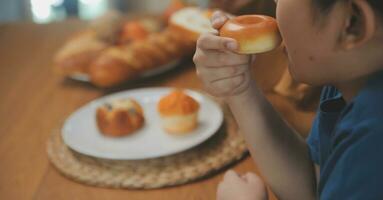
0;0;209;23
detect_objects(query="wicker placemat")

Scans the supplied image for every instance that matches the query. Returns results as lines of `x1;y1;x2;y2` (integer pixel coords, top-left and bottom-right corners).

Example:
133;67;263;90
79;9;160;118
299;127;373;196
47;102;248;189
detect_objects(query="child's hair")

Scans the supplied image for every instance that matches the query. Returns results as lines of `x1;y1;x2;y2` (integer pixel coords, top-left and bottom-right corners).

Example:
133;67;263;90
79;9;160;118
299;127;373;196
314;0;382;16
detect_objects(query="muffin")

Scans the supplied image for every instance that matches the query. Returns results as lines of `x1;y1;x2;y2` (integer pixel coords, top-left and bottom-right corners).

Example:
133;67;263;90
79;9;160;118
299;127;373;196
157;89;200;134
96;98;144;137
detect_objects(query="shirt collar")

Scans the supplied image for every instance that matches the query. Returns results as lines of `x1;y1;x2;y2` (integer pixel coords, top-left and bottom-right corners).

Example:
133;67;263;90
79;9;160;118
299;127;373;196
319;70;383;114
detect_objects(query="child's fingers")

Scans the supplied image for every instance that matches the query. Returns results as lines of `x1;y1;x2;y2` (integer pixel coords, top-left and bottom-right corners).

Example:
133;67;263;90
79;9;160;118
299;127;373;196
243;172;264;184
240;174;248;181
194;49;249;67
223;170;241;181
196;33;238;51
211;10;231;29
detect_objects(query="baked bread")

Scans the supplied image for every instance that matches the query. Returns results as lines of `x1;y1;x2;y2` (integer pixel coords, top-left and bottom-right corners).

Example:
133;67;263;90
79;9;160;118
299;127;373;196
89;28;195;87
96;98;145;137
219;15;281;54
54;30;108;75
55;7;216;87
89;10;125;43
54;11;125;75
169;7;217;41
163;0;186;23
157;90;200;134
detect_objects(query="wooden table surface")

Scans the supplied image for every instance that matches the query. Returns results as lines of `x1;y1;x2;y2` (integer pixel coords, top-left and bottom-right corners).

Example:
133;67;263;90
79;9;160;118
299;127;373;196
0;20;316;200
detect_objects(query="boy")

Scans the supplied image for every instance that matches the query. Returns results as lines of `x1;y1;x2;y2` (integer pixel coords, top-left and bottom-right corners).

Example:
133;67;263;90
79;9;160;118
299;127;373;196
193;0;383;199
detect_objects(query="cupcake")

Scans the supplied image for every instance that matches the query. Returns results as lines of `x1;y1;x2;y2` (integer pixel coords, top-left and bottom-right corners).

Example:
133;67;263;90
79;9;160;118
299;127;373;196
157;89;200;134
96;98;144;137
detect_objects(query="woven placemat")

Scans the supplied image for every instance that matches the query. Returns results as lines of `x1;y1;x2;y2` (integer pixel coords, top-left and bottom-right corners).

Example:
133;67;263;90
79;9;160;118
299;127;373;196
47;101;248;189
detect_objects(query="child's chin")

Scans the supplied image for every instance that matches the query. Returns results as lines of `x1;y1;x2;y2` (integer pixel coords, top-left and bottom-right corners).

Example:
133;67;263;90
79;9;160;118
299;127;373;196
287;64;316;85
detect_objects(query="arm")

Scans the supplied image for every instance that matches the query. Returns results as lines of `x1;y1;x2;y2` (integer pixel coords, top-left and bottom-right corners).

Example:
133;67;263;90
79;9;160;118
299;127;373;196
226;80;317;200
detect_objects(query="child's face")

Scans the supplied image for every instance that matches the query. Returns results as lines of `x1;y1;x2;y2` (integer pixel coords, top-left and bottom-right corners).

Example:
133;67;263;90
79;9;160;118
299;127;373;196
275;0;349;85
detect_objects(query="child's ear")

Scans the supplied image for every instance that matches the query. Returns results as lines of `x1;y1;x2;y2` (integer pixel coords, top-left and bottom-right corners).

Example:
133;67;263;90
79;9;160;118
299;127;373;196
340;0;376;50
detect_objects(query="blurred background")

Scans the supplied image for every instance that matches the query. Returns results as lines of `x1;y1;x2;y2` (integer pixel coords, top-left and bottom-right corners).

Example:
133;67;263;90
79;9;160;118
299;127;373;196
0;0;211;24
0;0;276;24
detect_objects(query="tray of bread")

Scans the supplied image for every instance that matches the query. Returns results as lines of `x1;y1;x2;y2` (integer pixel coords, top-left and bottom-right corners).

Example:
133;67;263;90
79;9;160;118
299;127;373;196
61;87;223;160
54;1;217;88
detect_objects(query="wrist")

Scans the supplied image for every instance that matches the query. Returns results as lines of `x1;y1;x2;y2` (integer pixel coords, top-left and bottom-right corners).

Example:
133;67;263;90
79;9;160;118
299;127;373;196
225;78;259;105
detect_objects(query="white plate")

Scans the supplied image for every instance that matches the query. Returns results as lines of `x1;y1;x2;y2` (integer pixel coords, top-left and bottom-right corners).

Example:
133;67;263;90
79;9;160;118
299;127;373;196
62;87;223;160
69;59;181;82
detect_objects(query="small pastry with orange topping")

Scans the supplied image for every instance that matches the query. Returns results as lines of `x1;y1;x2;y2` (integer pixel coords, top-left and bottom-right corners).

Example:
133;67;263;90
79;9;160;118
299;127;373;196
96;98;145;137
157;90;200;134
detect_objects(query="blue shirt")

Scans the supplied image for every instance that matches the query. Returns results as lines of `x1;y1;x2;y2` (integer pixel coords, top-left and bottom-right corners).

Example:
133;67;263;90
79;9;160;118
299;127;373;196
307;71;383;199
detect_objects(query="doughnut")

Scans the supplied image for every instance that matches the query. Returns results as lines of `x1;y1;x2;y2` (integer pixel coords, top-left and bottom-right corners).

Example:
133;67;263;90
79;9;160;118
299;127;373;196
219;15;282;54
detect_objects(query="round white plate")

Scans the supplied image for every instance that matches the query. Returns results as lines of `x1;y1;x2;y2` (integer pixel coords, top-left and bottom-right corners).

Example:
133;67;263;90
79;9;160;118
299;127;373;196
62;87;223;160
69;60;181;82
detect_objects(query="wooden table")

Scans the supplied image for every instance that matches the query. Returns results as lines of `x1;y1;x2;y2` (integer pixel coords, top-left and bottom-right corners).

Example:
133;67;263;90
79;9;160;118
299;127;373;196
0;20;316;200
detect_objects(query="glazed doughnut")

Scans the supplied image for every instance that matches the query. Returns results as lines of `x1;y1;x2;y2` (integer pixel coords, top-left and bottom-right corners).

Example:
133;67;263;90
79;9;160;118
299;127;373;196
219;15;281;54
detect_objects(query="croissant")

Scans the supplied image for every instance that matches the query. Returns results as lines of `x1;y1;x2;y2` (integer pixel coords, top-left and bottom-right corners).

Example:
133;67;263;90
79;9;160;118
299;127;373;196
89;28;195;87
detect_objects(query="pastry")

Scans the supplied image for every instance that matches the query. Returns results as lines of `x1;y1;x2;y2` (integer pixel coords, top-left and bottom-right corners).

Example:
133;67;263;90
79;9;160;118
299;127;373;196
169;7;217;41
220;15;282;54
96;98;145;137
89;28;195;87
54;30;108;75
157;89;200;134
55;7;216;87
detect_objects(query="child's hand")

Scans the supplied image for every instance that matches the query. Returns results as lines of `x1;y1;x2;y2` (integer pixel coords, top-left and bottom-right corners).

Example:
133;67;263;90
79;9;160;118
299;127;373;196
217;170;268;200
193;11;253;97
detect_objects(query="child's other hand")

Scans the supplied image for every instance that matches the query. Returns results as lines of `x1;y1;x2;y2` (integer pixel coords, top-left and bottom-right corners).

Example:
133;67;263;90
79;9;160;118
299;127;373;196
193;11;253;97
217;170;268;200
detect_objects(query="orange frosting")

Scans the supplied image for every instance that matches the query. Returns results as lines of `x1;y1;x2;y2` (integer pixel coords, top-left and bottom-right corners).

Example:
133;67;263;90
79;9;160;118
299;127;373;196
158;89;199;116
